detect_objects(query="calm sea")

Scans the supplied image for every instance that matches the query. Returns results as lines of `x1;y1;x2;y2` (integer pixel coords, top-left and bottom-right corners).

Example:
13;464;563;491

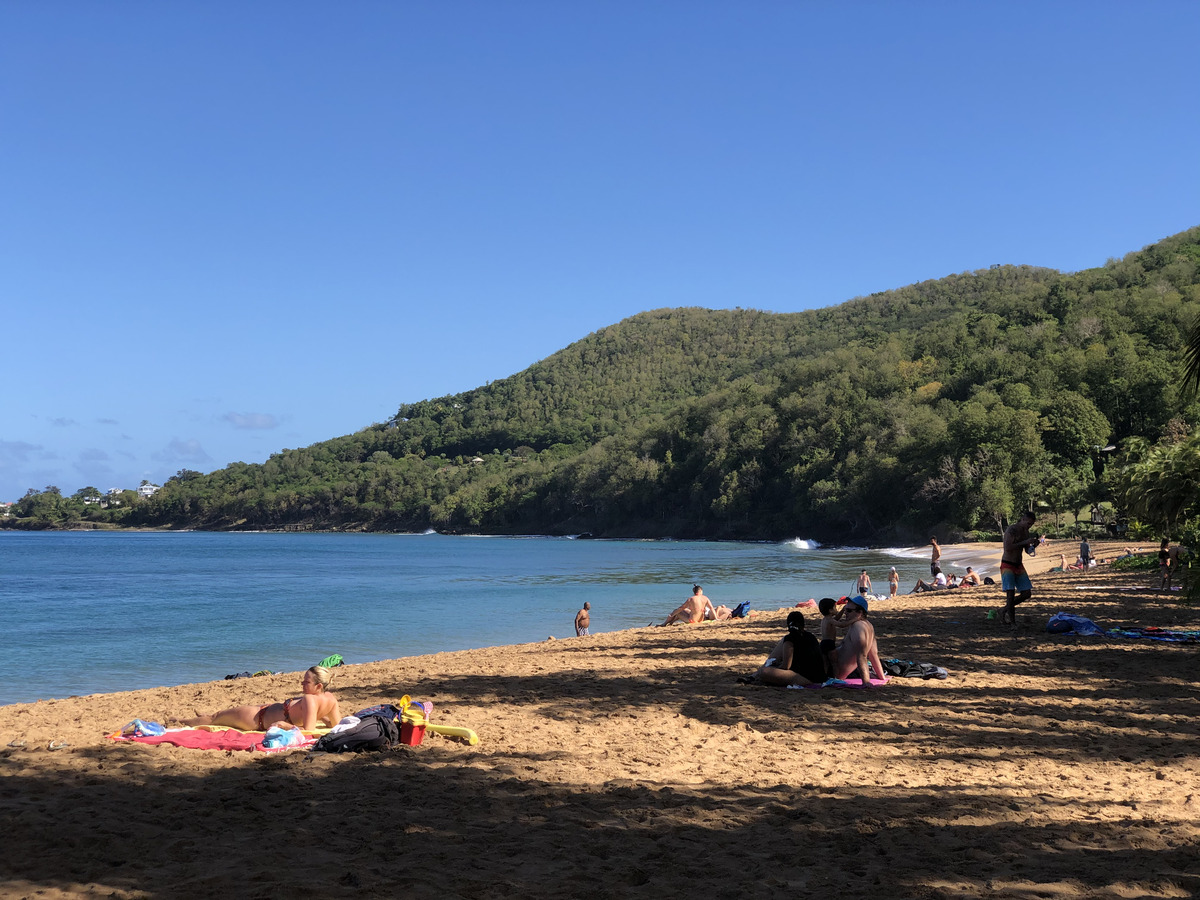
0;531;966;706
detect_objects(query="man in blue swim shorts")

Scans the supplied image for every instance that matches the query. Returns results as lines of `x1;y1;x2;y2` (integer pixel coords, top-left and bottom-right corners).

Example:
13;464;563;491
1000;511;1037;628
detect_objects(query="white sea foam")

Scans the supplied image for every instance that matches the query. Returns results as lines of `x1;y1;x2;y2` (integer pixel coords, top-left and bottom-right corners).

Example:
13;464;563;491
880;545;928;560
784;538;821;551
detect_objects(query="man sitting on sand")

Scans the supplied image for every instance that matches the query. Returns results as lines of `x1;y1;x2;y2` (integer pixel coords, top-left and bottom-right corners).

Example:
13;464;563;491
960;567;981;587
754;611;827;686
662;585;716;625
829;596;885;686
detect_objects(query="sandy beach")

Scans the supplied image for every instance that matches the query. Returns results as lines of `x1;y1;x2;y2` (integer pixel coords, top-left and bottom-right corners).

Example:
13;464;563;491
1;540;1197;899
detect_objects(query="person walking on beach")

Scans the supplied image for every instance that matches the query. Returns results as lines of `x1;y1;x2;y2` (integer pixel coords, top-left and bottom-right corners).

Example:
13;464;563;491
855;569;872;595
575;602;591;637
1159;539;1173;590
662;585;716;625
930;537;942;576
1000;511;1037;628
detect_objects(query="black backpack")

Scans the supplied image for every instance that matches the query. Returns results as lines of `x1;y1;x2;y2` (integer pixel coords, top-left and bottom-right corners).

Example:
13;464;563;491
313;713;399;753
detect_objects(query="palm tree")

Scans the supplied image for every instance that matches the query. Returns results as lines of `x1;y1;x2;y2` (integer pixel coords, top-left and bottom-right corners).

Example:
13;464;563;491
1183;312;1200;395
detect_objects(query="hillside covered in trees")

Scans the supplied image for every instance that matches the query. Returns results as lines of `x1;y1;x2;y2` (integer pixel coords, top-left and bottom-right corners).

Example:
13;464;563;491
14;227;1200;543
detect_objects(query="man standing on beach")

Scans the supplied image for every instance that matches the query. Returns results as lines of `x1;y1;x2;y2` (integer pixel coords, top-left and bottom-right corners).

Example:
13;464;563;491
575;602;591;637
1000;511;1037;627
1079;537;1092;574
930;537;942;576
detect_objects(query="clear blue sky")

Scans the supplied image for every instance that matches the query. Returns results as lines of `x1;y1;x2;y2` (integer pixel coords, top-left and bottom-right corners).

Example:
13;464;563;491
2;2;1198;502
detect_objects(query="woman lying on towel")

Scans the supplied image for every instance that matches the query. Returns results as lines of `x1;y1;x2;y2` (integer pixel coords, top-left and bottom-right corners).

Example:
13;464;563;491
179;665;341;732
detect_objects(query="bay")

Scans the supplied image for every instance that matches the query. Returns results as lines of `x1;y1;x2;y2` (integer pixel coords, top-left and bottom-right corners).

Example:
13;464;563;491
0;531;947;706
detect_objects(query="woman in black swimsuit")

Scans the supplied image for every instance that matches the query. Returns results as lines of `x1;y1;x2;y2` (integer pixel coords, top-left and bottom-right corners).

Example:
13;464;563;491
180;666;341;731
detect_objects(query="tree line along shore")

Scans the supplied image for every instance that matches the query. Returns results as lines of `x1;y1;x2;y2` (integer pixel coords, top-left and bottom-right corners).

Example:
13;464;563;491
5;227;1200;560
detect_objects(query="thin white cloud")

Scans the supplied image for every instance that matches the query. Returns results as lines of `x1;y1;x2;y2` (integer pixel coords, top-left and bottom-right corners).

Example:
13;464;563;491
96;418;120;426
50;417;78;427
152;439;212;464
78;448;110;462
0;440;42;463
223;412;280;430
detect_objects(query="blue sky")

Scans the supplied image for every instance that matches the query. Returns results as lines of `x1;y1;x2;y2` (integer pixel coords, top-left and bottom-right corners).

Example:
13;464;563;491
2;2;1198;502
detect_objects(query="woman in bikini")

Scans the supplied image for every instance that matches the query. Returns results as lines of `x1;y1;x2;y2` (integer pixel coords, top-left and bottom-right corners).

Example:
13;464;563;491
180;665;341;731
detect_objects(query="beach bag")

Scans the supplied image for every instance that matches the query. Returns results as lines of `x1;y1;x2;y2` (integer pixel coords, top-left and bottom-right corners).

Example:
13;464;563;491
730;601;750;619
313;713;398;752
882;658;949;679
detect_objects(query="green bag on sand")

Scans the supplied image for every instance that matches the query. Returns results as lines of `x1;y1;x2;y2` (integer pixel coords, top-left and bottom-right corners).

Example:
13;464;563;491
318;654;344;669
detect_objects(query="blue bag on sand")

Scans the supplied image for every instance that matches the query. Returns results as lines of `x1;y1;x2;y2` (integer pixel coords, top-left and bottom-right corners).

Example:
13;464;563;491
261;725;304;748
1046;612;1106;636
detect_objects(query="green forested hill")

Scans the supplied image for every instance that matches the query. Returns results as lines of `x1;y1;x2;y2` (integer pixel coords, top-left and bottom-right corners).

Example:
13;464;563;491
41;226;1200;541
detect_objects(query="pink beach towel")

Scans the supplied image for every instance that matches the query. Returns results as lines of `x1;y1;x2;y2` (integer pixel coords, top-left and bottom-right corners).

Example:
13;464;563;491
110;728;317;752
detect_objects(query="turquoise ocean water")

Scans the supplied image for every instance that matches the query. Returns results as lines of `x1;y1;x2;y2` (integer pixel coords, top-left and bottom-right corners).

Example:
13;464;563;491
0;531;968;706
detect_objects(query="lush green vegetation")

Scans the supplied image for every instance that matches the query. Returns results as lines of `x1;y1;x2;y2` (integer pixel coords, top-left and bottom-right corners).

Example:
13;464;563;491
9;226;1200;544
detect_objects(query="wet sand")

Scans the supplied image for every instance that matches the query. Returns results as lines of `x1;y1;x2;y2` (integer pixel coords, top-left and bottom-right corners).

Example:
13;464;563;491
1;540;1197;899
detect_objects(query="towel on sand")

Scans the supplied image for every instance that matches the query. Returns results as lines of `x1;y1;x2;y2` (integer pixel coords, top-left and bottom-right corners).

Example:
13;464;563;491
790;677;889;689
110;728;317;752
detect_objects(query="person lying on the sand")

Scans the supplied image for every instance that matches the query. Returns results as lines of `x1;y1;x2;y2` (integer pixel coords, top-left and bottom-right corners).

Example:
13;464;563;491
829;596;885;686
705;604;734;621
754;611;827;686
663;585;716;625
179;666;340;731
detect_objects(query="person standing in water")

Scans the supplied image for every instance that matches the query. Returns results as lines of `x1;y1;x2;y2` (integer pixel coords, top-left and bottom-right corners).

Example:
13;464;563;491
855;569;872;594
575;602;591;636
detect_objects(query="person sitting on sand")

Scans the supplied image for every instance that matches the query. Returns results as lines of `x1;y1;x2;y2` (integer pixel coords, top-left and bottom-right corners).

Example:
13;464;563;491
960;567;981;587
830;596;885;686
575;602;591;636
911;570;948;593
663;585;716;625
180;666;340;732
755;611;827;687
817;598;839;676
888;567;899;597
